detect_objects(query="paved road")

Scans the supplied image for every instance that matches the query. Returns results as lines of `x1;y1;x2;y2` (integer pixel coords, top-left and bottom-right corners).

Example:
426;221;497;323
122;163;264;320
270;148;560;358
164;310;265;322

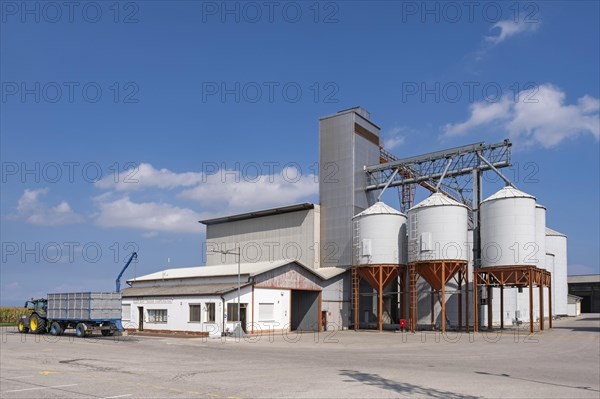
1;314;599;398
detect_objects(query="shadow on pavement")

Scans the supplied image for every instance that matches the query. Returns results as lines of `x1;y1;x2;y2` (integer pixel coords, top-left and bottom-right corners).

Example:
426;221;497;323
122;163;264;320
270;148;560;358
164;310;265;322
339;369;477;398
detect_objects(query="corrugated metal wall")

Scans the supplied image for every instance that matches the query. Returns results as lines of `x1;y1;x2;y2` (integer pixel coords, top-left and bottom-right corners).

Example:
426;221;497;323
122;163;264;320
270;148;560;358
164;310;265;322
319;108;380;268
206;208;320;268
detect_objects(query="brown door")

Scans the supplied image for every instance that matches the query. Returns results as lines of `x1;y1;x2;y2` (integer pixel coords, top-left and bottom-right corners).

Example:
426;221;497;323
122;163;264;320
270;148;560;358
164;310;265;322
138;307;144;331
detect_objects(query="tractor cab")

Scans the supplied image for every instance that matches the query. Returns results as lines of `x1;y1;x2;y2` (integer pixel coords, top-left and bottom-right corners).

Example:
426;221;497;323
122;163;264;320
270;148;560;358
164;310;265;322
24;298;47;317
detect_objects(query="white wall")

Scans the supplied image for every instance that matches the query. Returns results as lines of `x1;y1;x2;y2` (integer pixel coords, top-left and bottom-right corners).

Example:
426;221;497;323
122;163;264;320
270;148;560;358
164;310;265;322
248;288;291;332
122;286;295;335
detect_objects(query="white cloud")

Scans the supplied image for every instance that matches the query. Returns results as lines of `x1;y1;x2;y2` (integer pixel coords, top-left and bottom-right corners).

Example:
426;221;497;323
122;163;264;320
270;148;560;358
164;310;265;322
443;84;600;148
444;98;512;137
14;188;84;225
93;196;204;234
95;163;203;191
486;19;539;45
178;166;318;214
382;127;407;150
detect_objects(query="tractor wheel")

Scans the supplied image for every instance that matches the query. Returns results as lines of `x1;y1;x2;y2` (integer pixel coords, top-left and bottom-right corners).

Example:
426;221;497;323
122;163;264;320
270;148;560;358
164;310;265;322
50;321;63;336
17;318;29;333
75;323;88;338
29;314;46;334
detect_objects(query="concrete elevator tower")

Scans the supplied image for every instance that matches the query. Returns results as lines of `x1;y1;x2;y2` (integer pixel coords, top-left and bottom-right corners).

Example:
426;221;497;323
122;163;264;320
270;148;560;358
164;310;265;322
319;107;381;267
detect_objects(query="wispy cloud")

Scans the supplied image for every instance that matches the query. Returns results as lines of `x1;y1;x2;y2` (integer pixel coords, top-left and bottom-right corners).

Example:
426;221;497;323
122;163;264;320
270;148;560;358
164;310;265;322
443;84;600;148
12;188;84;225
382;127;407;151
485;19;540;45
95;163;203;191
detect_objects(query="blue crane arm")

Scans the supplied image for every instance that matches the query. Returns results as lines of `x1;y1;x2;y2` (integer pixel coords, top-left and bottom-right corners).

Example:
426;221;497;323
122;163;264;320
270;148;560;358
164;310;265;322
116;252;137;292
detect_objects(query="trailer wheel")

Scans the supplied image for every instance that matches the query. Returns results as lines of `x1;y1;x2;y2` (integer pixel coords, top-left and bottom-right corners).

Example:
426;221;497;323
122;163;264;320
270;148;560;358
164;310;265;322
29;314;46;334
101;330;114;337
75;323;88;338
50;321;63;336
17;318;29;333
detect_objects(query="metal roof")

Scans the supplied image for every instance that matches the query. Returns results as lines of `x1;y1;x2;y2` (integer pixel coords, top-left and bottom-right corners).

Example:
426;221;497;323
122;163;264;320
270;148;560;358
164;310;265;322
353;201;405;218
481;186;536;204
128;260;348;283
199;203;314;225
409;192;467;210
567;275;600;284
121;282;250;297
546;227;567;237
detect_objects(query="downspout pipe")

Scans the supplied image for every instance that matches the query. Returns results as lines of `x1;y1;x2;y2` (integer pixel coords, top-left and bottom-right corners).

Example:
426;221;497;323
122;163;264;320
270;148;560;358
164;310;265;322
220;294;226;336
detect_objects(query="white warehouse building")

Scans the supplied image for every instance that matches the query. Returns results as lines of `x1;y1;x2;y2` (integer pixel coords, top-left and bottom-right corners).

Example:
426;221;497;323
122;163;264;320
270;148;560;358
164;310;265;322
122;204;350;335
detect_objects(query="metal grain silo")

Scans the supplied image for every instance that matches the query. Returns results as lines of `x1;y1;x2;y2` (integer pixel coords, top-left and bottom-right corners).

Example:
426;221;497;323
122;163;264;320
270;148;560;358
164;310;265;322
407;193;469;263
480;186;537;267
353;201;407;265
535;204;547;270
546;227;568;315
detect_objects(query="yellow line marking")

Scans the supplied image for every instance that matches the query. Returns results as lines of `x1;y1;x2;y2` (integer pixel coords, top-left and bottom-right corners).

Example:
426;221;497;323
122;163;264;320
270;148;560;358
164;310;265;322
39;370;60;375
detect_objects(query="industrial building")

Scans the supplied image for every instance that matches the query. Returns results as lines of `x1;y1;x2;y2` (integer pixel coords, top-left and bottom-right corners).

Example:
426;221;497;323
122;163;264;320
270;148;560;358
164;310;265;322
122;107;570;336
568;274;600;313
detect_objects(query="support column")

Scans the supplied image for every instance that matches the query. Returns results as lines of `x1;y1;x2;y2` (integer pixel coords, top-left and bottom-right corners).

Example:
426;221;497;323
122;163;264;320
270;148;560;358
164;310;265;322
441;264;446;333
409;265;417;332
487;285;493;331
378;267;383;332
473;272;478;332
353;268;360;331
529;270;534;334
539;282;544;331
400;270;407;323
466;267;469;333
458;271;463;332
430;289;435;331
500;285;504;329
548;275;553;328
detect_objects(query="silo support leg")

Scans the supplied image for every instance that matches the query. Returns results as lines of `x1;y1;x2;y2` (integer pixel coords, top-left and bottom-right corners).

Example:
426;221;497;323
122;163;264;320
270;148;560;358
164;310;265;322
487;285;493;331
539;283;544;331
473;273;478;333
500;286;504;329
441;265;446;334
458;272;463;332
548;278;553;328
529;271;534;334
465;269;469;333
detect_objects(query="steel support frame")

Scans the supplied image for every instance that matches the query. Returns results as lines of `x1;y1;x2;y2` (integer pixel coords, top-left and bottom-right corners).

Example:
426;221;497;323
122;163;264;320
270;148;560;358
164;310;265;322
408;260;469;333
352;265;406;332
473;266;552;334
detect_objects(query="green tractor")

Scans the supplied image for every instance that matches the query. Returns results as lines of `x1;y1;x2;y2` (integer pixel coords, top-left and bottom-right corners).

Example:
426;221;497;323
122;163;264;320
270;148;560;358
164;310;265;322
17;298;48;334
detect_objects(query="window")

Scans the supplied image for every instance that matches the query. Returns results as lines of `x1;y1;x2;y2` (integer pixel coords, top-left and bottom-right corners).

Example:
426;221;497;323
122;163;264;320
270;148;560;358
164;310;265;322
189;304;201;322
122;304;131;321
206;303;216;323
148;309;167;323
227;303;239;321
258;303;274;322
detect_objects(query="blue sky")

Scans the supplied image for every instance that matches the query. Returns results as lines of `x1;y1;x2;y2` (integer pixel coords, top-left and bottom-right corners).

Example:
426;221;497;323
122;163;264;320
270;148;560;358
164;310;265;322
1;1;598;305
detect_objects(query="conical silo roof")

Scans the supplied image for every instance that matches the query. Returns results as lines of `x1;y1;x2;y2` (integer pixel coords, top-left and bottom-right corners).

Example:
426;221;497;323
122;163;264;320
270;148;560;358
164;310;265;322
409;192;467;211
481;186;535;204
353;201;404;218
